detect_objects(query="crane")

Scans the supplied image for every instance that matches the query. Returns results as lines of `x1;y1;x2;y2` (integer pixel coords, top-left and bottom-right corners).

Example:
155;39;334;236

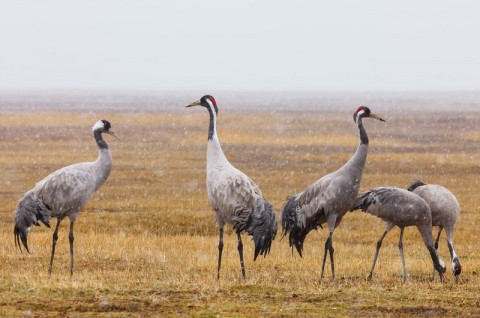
14;120;119;275
407;180;462;281
350;187;446;282
281;106;385;281
186;95;277;280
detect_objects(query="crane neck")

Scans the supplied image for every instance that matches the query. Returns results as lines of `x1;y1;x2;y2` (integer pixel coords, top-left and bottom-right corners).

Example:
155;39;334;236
357;115;368;145
207;133;229;171
342;115;369;173
207;103;217;140
205;107;229;169
93;132;113;190
94;130;109;150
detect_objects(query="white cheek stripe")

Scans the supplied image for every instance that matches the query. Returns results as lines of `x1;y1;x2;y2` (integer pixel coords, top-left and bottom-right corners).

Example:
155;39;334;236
206;99;217;135
92;120;104;132
206;99;215;115
206;99;216;119
355;109;366;123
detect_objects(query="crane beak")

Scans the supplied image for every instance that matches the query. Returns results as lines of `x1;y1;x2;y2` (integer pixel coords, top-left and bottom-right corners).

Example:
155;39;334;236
106;130;120;140
370;113;386;122
186;100;202;108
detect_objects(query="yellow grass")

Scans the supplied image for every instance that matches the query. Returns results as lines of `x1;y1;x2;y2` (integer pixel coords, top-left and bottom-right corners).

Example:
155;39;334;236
1;109;479;317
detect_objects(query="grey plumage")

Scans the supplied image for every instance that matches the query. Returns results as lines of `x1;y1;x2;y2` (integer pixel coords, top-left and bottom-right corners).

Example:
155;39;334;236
187;95;277;279
407;180;462;281
281;106;385;281
350;187;447;282
14;120;118;275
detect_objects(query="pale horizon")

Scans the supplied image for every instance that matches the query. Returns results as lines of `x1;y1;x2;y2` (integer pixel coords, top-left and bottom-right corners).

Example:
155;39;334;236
1;1;479;92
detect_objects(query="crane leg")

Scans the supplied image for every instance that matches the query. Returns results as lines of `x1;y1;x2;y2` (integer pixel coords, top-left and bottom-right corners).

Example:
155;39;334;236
237;233;246;280
434;227;442;250
398;228;408;282
49;219;62;275
217;228;224;279
431;227;443;280
320;231;334;281
367;230;388;281
69;221;75;276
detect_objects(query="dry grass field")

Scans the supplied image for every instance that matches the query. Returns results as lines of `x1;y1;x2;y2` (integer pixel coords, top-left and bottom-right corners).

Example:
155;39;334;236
1;101;480;317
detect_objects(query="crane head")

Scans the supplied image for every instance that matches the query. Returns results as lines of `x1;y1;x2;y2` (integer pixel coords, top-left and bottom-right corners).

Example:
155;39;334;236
452;257;462;277
353;106;385;123
186;95;218;115
93;120;120;140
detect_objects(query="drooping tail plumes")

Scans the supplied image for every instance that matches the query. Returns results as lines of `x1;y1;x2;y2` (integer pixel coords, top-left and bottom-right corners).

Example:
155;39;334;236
407;179;426;192
14;191;52;252
249;200;277;260
233;199;277;261
281;195;322;257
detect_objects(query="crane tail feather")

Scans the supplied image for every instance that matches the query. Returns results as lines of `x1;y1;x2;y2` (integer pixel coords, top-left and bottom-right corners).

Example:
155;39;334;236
407;179;427;192
13;191;52;253
14;223;29;253
250;200;277;261
233;199;277;261
281;195;320;257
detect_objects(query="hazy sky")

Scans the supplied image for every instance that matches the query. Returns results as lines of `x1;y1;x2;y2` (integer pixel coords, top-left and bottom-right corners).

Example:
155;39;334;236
1;1;479;91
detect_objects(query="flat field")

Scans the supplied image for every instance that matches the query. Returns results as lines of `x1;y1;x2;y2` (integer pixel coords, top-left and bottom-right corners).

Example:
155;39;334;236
1;102;480;317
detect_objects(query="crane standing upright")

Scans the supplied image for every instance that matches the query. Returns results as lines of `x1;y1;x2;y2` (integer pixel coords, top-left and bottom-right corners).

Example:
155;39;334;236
407;180;462;281
350;187;446;282
186;95;277;280
14;120;119;275
282;106;385;281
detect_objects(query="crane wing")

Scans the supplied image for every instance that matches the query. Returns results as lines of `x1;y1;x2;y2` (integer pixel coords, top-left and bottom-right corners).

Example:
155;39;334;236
209;169;261;208
229;172;262;204
352;187;431;226
35;163;96;215
207;167;264;224
296;172;347;219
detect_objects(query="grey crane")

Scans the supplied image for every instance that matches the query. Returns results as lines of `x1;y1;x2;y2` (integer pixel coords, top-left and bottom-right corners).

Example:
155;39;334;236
407;180;462;281
281;106;385;281
350;187;446;282
186;95;277;280
14;120;119;275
